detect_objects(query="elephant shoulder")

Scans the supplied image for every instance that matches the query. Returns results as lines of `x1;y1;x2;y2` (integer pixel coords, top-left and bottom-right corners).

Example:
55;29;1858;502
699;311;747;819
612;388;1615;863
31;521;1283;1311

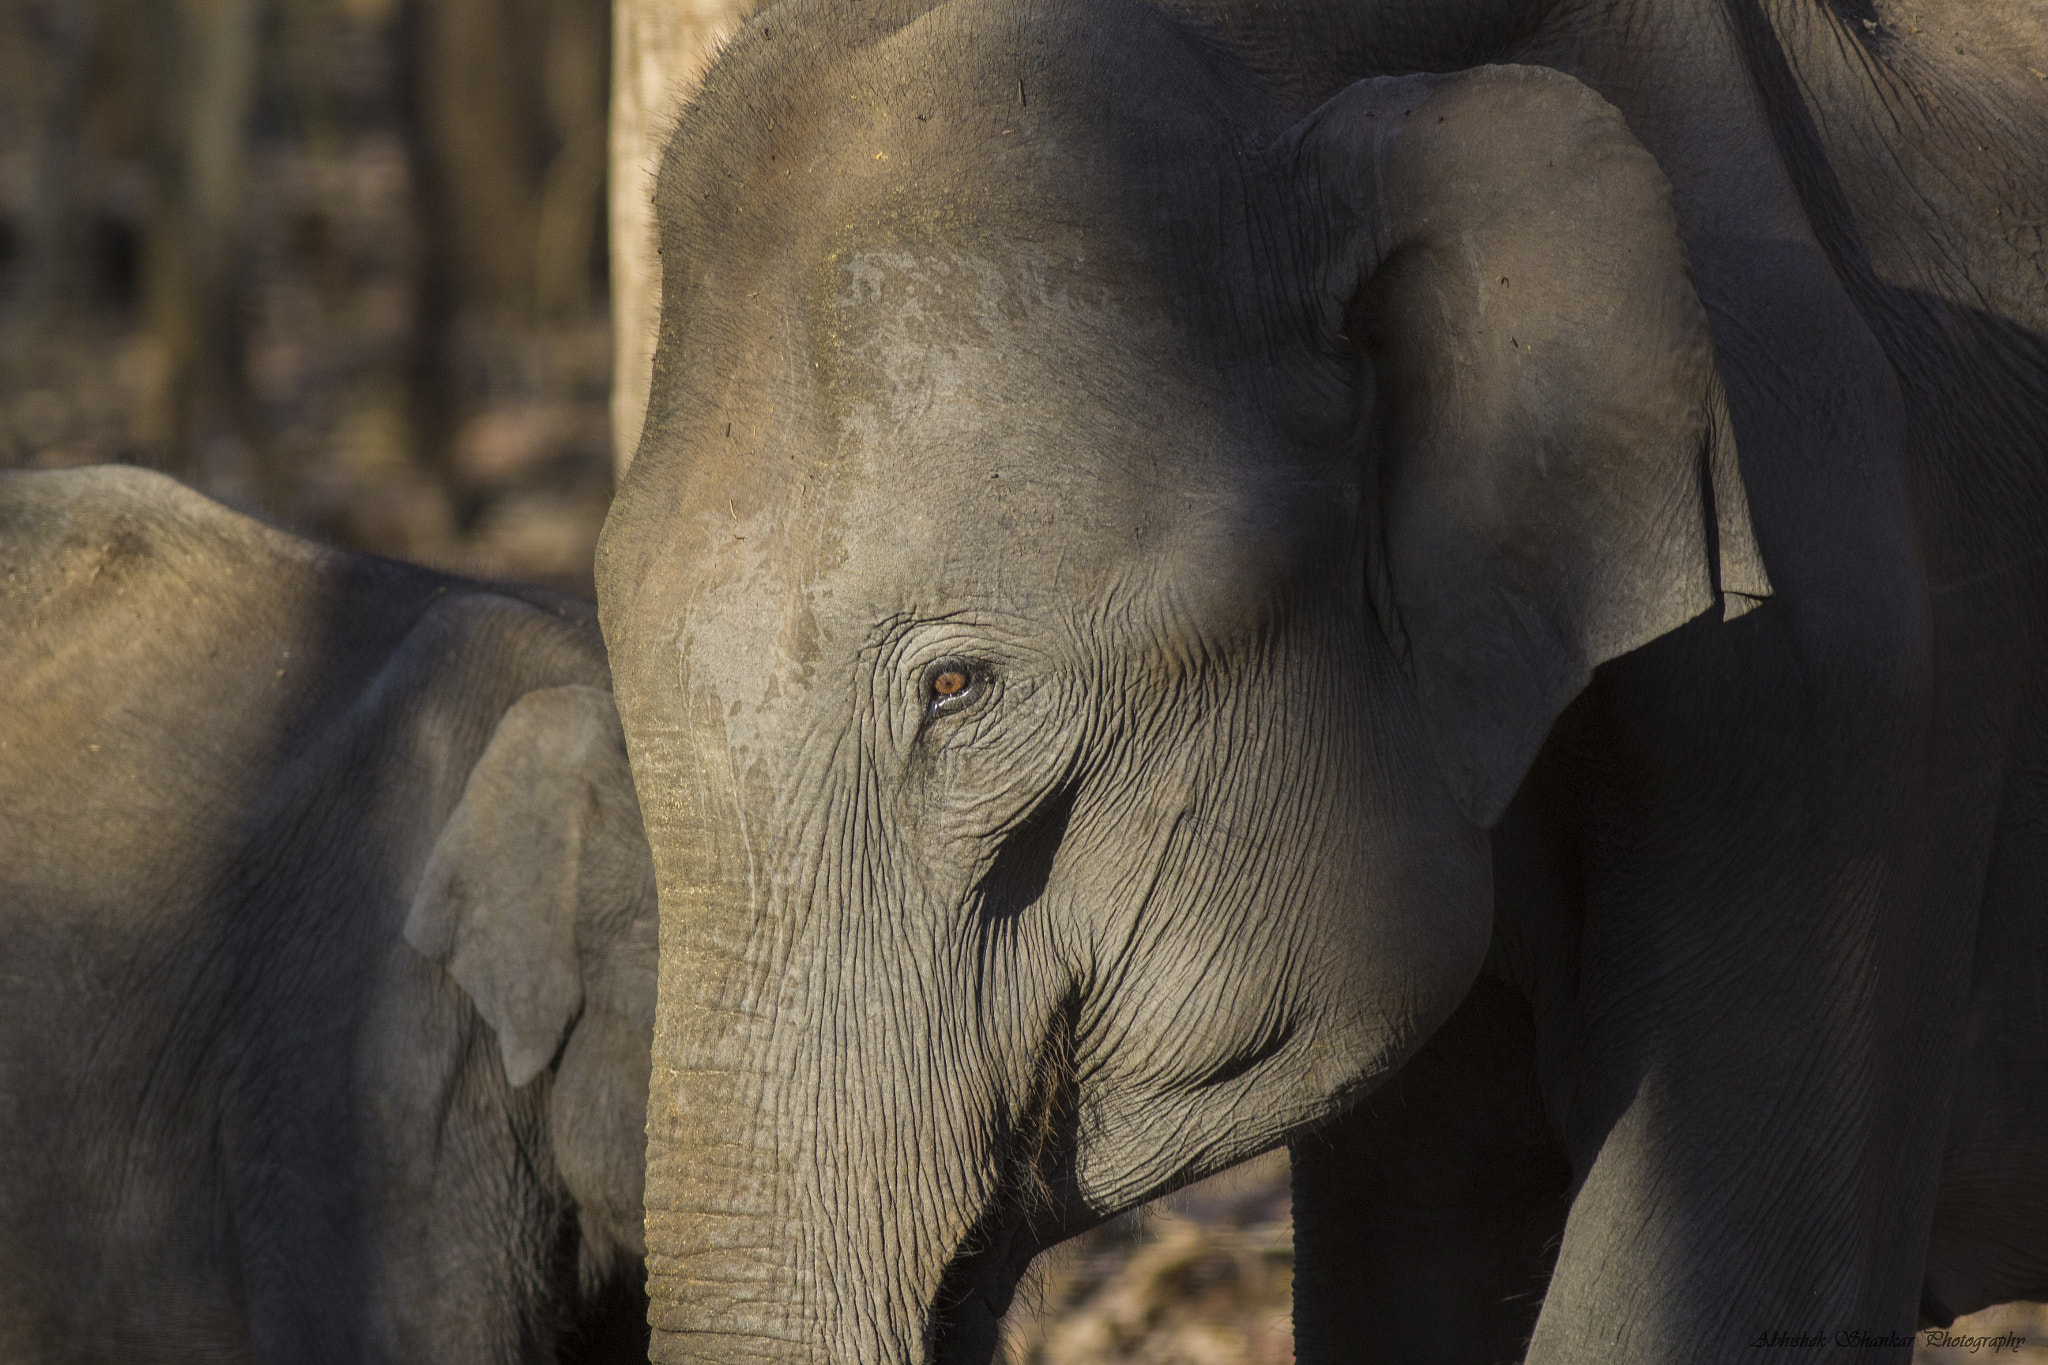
0;466;337;635
0;469;609;951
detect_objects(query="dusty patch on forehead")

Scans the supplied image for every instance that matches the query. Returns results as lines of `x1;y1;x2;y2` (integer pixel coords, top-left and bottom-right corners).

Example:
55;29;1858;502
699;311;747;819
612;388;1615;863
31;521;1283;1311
786;236;1318;619
811;242;1172;468
674;502;839;787
816;246;1019;450
818;243;1105;380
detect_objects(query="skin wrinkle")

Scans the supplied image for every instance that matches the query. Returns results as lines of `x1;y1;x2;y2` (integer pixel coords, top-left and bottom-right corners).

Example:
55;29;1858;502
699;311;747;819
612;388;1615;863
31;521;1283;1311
1064;642;1368;1178
1840;67;2020;304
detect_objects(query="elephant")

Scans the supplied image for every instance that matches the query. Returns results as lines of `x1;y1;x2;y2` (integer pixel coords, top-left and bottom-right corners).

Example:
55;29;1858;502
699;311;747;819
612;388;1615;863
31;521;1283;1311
593;0;2048;1360
0;466;656;1364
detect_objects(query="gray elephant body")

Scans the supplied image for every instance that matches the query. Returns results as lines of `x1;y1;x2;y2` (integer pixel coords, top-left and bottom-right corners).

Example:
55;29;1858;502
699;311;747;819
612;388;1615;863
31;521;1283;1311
0;467;655;1364
598;0;2048;1360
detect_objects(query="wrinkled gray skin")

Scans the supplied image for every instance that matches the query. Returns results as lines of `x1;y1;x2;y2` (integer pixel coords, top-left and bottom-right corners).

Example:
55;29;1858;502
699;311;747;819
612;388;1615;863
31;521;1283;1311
597;0;2048;1360
0;467;657;1364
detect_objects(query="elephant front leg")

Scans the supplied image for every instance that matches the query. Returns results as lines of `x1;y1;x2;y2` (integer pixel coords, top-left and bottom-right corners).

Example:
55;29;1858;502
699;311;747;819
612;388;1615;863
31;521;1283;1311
1519;599;1966;1365
1292;974;1572;1364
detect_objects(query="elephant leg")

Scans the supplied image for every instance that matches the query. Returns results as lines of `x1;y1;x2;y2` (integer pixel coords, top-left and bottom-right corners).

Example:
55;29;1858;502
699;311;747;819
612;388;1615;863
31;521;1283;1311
1523;598;1966;1363
1924;673;2048;1320
1292;973;1572;1365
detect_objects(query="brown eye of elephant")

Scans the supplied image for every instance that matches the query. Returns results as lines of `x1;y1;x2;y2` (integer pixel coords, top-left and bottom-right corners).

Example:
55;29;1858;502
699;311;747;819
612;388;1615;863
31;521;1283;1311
925;662;985;715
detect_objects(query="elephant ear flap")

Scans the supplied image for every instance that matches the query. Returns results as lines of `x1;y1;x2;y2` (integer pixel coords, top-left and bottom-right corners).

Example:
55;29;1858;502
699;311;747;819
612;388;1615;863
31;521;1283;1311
405;685;636;1088
1287;65;1769;825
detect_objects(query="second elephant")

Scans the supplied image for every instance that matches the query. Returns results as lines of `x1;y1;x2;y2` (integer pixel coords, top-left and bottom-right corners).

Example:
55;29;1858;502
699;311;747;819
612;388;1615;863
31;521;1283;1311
0;466;654;1365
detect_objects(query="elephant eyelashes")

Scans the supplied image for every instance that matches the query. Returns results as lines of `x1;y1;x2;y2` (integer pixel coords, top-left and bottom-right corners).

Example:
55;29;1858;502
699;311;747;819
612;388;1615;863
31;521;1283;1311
924;661;988;716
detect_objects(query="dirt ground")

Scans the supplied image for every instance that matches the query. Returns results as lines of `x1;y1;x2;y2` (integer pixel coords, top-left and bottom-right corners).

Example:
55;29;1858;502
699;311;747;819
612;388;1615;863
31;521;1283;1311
1002;1152;1296;1365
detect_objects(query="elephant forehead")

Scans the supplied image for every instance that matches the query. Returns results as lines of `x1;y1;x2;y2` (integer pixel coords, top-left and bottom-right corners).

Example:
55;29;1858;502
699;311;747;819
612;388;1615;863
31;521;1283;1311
666;243;1351;711
808;244;1288;580
816;243;1186;463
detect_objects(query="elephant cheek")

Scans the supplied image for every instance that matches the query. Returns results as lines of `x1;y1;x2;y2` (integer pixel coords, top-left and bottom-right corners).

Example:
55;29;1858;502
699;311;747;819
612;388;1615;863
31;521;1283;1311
1067;805;1491;1210
1324;780;1496;1091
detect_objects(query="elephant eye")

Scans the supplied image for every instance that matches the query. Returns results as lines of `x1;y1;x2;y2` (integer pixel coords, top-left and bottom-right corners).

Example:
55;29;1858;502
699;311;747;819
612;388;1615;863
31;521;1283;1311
924;660;988;716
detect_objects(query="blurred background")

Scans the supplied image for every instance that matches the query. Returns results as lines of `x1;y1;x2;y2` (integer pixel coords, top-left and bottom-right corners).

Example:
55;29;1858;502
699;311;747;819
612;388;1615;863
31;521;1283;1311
0;0;615;593
0;1;2039;1359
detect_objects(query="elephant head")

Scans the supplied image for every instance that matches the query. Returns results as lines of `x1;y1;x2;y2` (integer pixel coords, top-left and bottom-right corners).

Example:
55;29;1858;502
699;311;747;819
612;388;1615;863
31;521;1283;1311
596;2;1766;1359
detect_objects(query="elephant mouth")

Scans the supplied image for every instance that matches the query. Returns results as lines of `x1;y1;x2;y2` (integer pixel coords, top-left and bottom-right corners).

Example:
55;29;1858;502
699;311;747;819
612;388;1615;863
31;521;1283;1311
924;988;1087;1363
923;1175;1063;1365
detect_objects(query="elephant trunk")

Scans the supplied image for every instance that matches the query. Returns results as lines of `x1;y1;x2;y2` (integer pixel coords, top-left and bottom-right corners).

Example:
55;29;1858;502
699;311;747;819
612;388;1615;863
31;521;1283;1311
637;783;838;1362
624;696;812;1360
641;1069;820;1363
633;729;992;1364
640;925;991;1365
639;905;859;1362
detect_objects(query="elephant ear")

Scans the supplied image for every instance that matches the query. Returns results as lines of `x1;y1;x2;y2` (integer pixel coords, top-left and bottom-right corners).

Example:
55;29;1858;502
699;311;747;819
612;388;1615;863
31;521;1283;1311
1284;65;1769;825
405;684;653;1089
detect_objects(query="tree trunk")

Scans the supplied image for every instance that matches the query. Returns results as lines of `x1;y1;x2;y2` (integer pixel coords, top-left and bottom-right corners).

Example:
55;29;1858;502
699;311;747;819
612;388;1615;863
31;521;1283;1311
536;0;610;320
139;0;274;504
1;0;91;383
607;0;747;479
